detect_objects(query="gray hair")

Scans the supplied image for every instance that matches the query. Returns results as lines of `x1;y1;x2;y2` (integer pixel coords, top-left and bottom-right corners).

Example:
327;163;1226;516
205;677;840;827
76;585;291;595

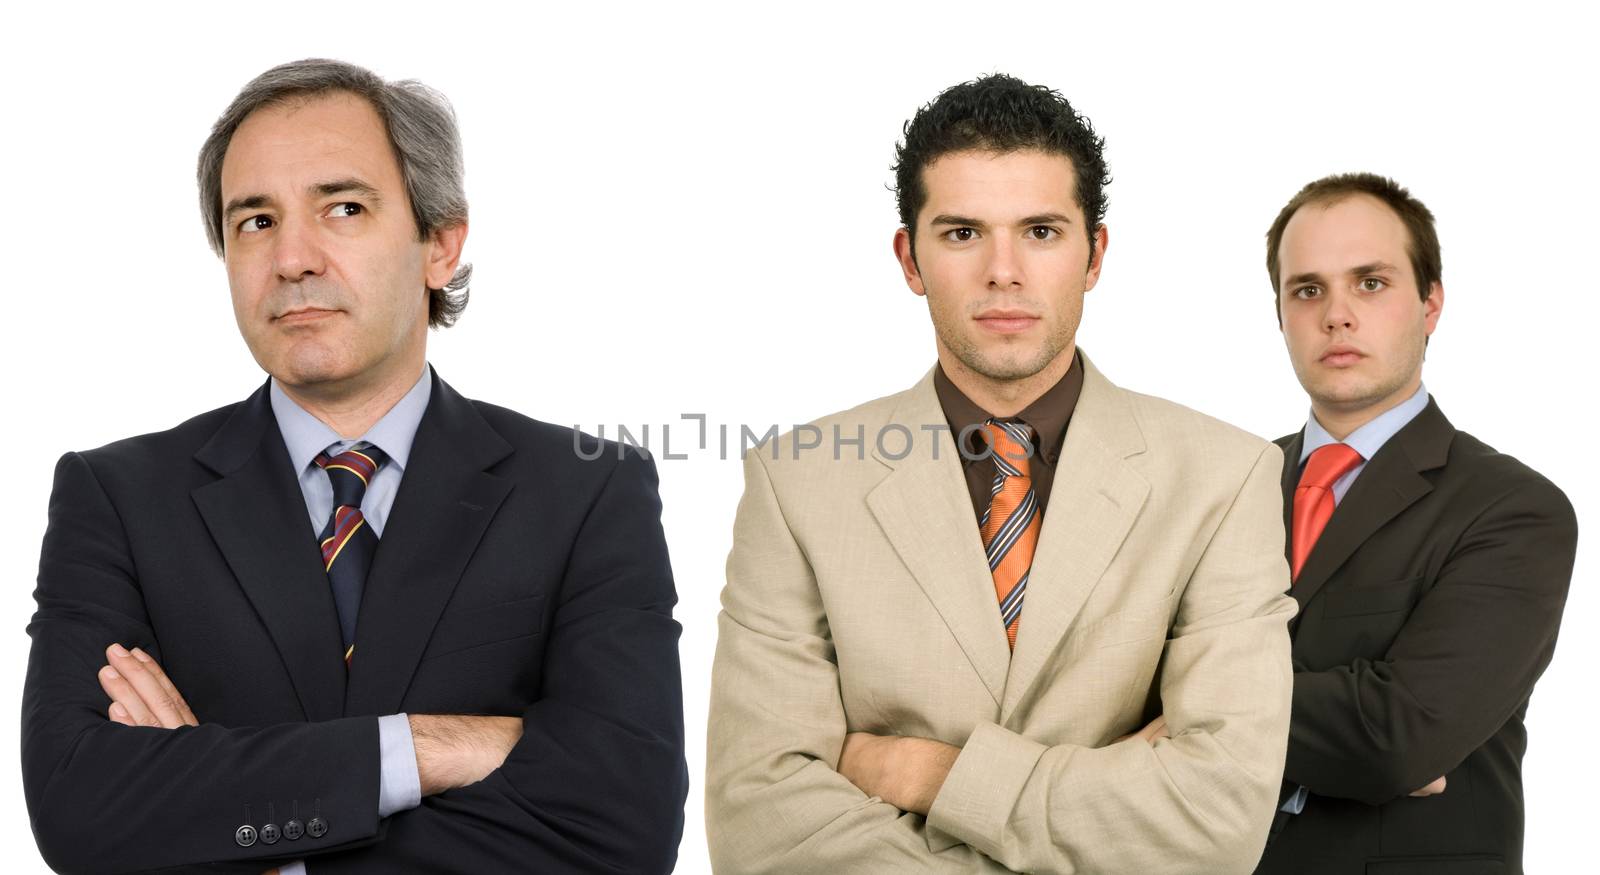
197;58;471;328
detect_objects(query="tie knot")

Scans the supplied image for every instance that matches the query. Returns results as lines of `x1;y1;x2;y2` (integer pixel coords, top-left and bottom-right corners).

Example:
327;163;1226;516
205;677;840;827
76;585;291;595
1300;443;1363;491
982;419;1036;479
315;444;388;509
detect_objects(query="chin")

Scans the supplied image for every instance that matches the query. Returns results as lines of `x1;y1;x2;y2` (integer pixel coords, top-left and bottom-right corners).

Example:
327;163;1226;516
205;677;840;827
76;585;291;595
273;352;360;388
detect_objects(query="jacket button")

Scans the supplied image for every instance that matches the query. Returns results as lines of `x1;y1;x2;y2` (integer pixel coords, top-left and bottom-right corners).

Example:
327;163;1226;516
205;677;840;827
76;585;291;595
307;816;328;838
234;824;257;847
284;819;304;840
260;823;280;844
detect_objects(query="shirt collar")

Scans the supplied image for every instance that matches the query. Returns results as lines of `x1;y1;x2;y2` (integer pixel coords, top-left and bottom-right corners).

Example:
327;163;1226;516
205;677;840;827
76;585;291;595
270;363;433;473
933;351;1084;464
1300;382;1430;465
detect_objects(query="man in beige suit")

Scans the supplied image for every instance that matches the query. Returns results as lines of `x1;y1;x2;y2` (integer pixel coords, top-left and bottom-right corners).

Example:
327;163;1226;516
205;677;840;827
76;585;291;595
706;74;1297;874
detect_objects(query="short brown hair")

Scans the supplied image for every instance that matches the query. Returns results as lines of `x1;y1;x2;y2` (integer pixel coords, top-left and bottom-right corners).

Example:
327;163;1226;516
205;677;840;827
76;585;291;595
1265;172;1441;302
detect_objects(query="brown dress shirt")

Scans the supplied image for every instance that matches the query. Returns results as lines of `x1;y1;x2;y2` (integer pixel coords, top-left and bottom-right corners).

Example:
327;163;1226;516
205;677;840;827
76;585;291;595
931;352;1084;523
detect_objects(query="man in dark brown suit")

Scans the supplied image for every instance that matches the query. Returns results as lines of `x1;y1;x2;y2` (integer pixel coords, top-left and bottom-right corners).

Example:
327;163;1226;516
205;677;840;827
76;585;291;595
1253;173;1577;875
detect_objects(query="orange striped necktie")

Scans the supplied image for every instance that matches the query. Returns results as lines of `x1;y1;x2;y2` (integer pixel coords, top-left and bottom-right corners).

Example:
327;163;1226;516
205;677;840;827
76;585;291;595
980;420;1042;649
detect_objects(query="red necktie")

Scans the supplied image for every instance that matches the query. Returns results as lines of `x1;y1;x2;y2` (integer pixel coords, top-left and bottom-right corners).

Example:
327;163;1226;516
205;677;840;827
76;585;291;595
1290;443;1363;581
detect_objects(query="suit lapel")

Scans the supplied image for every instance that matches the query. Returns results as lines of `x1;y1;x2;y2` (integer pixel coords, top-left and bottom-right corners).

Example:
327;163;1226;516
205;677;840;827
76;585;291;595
1287;398;1454;625
343;373;514;716
193;382;348;722
866;370;1011;706
1001;354;1149;723
1278;429;1303;548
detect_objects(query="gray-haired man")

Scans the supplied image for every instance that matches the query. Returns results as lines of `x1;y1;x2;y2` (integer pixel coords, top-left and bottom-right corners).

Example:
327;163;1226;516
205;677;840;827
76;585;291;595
22;59;687;873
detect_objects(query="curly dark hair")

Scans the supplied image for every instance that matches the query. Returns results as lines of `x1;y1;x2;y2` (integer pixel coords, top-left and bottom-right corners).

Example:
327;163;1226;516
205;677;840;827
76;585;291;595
892;74;1110;257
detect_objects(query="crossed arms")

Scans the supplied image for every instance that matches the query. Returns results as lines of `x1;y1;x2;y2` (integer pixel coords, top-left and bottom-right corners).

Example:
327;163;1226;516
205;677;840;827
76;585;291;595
22;449;688;874
1284;476;1578;805
706;445;1297;874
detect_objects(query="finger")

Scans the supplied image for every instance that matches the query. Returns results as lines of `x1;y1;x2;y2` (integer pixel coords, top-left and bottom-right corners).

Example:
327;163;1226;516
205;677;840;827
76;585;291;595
107;701;138;726
131;647;198;726
106;644;188;729
98;664;160;728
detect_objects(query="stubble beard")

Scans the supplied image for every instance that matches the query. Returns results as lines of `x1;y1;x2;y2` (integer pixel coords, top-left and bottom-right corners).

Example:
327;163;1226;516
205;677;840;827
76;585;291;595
1302;333;1426;417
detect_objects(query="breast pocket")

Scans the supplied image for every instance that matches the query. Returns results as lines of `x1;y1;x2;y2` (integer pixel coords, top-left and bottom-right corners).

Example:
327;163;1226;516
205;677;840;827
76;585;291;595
1320;576;1424;659
423;594;547;660
1325;576;1424;618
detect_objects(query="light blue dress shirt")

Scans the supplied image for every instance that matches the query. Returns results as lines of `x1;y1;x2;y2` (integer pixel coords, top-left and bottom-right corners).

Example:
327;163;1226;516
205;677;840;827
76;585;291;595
268;365;432;872
1280;383;1429;816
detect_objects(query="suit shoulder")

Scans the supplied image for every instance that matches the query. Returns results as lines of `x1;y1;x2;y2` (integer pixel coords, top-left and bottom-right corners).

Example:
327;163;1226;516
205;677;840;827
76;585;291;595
745;385;909;471
1119;387;1275;464
467;398;652;481
71;399;245;473
1446;430;1575;523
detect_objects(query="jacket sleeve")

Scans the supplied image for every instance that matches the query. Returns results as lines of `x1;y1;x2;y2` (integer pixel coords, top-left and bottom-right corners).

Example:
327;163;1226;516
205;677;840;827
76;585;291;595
706;449;1012;874
305;448;689;874
22;451;384;874
1285;475;1577;804
922;443;1297;874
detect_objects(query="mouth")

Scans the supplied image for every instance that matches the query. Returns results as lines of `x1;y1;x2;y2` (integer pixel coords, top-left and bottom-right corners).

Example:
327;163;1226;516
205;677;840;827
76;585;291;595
1319;345;1364;367
274;307;339;325
974;310;1040;335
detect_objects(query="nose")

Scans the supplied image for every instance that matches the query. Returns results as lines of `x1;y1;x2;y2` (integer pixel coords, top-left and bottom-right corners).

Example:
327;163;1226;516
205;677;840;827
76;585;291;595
985;234;1024;290
1321;287;1358;333
271;216;326;282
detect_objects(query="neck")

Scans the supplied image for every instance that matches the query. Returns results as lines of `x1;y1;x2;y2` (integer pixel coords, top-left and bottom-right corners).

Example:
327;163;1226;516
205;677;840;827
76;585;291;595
1310;375;1421;441
277;357;426;439
937;342;1075;418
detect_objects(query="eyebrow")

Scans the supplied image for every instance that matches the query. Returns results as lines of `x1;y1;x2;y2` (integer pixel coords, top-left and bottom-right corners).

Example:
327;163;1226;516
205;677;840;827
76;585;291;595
929;214;986;229
927;212;1075;229
1284;261;1402;289
222;177;384;225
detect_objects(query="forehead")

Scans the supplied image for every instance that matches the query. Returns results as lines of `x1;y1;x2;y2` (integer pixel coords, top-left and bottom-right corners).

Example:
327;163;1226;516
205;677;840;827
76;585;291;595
1279;194;1411;272
220;91;400;197
919;149;1082;221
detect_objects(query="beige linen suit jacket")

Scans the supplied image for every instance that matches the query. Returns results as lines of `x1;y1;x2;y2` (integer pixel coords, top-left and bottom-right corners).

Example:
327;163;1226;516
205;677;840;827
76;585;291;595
706;353;1297;874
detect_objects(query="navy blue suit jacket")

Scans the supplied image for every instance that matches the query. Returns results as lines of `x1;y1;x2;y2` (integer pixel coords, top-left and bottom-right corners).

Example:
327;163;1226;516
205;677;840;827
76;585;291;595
22;372;688;873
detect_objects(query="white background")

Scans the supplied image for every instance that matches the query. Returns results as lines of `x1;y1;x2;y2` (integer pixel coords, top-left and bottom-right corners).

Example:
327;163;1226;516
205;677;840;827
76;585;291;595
3;1;1594;871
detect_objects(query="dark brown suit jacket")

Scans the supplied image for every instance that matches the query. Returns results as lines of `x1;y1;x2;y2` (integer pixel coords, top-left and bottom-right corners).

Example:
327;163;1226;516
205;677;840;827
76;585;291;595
1255;398;1576;875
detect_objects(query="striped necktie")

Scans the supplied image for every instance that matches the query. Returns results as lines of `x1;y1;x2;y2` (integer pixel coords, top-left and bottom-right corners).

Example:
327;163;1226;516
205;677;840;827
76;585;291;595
980;420;1041;649
314;444;388;665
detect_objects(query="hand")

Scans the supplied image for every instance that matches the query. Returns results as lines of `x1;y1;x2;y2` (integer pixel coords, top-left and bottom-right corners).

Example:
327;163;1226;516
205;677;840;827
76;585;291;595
410;714;524;796
1409;775;1447;797
838;732;959;816
1114;714;1169;746
98;643;198;729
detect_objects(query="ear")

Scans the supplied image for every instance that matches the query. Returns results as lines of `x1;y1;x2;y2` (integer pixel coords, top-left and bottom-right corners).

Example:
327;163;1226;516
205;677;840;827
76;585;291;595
1422;280;1444;336
1082;224;1110;292
893;227;926;296
423;220;469;290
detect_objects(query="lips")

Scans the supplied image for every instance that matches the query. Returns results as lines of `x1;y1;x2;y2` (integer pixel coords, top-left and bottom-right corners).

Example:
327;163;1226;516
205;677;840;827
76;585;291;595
975;311;1039;335
1320;345;1364;367
275;308;338;324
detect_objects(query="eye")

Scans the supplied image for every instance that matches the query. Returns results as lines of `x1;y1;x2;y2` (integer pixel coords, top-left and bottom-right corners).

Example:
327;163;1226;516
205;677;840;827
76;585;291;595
943;227;977;243
1293;285;1322;300
1359;277;1386;292
238;215;274;234
1027;226;1058;240
326;202;364;219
